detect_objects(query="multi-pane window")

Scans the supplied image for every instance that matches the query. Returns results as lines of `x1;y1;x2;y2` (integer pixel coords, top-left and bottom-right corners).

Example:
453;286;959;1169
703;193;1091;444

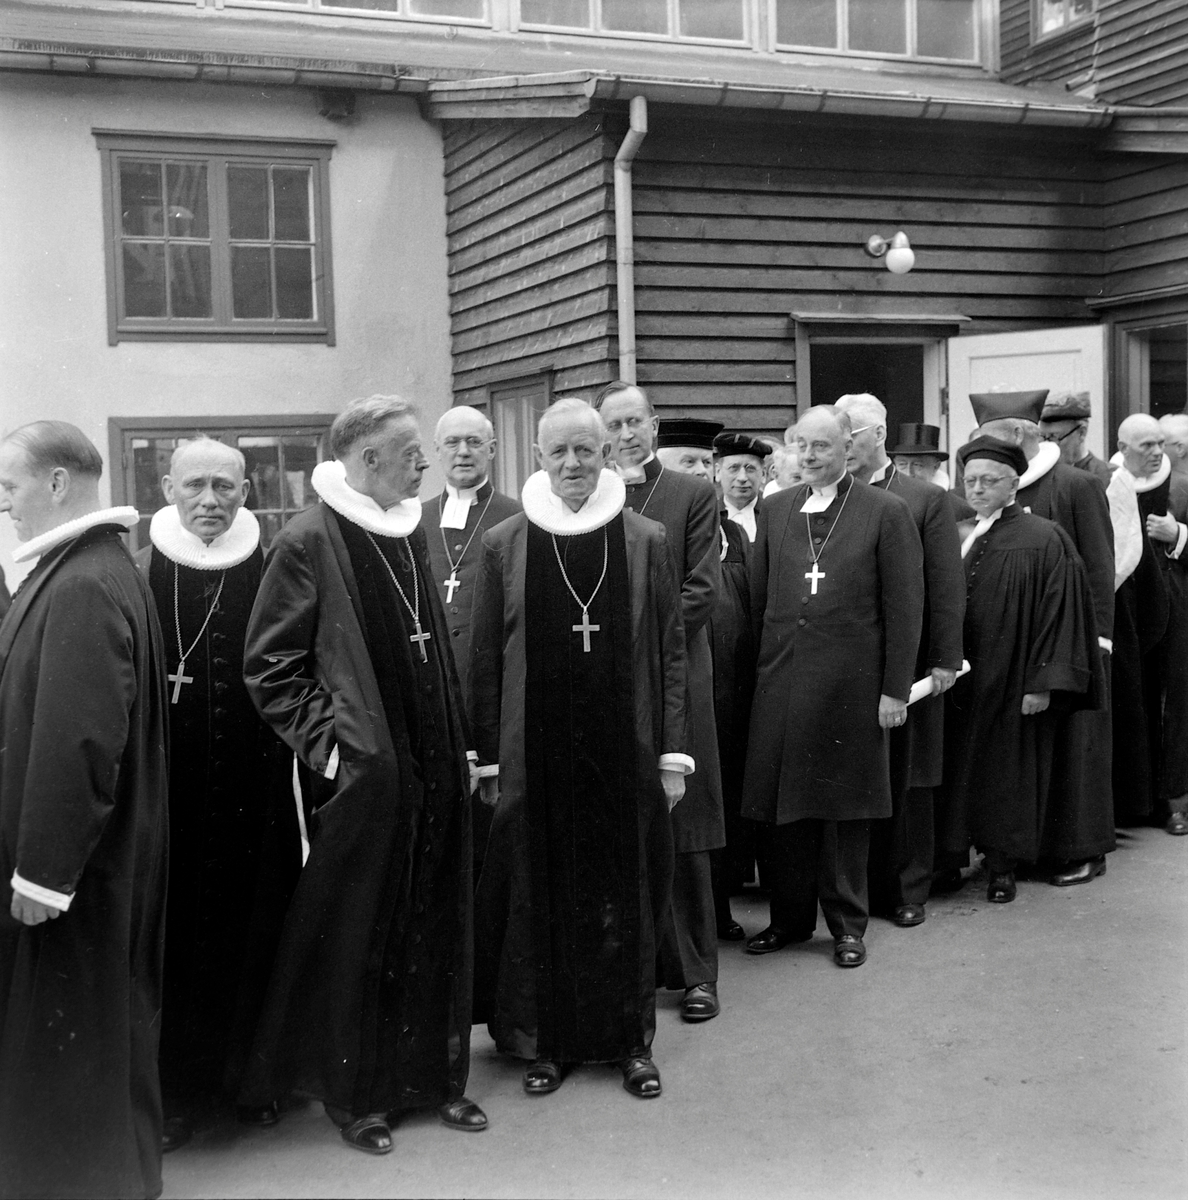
519;0;748;42
113;418;333;552
774;0;978;60
1035;0;1093;38
322;0;485;14
96;133;334;343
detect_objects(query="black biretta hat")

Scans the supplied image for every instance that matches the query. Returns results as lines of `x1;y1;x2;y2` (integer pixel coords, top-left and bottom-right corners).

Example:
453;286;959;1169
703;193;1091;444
956;435;1029;477
969;390;1048;426
713;431;772;460
657;418;723;451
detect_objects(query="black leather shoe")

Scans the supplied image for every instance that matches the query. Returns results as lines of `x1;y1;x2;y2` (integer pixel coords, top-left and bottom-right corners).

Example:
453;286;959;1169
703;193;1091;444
930;867;964;895
523;1060;563;1095
620;1055;662;1098
1166;811;1188;836
438;1097;488;1131
893;904;926;927
681;982;720;1022
833;935;867;967
236;1102;280;1127
340;1116;392;1155
987;872;1016;903
717;919;746;941
745;925;810;954
162;1116;192;1154
1051;856;1106;887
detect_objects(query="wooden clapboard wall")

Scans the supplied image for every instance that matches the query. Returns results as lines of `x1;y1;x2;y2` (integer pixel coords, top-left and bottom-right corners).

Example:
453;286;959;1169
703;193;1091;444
1000;0;1188;106
1100;154;1188;298
443;116;618;410
625;110;1104;431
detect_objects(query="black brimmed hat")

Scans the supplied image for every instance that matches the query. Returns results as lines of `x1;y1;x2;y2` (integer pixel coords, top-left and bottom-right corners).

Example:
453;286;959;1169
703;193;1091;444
657;418;724;451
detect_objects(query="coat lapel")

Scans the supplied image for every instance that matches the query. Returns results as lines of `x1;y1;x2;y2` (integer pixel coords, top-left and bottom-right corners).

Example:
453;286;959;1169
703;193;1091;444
0;546;71;676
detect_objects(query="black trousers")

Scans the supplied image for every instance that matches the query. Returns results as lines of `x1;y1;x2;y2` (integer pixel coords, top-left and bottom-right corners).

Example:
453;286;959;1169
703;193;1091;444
757;819;870;940
869;786;934;910
657;849;719;989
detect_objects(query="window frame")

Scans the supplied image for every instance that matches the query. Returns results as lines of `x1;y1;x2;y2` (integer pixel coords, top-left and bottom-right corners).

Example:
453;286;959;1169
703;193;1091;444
108;413;337;553
1032;0;1095;43
96;131;336;346
514;0;752;47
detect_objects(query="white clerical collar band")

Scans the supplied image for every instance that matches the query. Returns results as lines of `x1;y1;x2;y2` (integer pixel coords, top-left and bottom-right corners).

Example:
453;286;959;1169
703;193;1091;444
615;453;655;485
1018;440;1060;489
800;474;845;514
1110;451;1172;494
149;504;260;570
869;462;891;484
960;507;1005;559
521;469;626;535
11;506;140;563
440;481;482;530
311;459;422;538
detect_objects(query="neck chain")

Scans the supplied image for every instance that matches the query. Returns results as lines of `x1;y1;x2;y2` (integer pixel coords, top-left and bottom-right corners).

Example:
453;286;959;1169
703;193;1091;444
168;563;226;704
438;489;494;601
631;463;664;519
875;462;898;489
798;478;854;597
552;531;609;653
364;532;432;664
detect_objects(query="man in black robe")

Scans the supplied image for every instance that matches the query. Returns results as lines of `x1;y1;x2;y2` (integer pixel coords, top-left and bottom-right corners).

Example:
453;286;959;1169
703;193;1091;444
836;395;965;928
137;438;296;1148
0;421;168;1200
940;437;1104;902
596;383;724;1024
716;430;768;543
469;398;687;1098
424;405;520;884
1114;415;1188;835
971;390;1116;886
743;405;923;968
240;395;486;1155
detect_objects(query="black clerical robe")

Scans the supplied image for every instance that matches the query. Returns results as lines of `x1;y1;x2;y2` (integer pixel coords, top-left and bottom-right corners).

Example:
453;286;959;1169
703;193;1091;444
0;525;168;1200
622;457;723;853
423;480;521;705
240;504;472;1118
469;510;684;1063
1018;457;1116;860
742;475;924;824
940;506;1104;864
1076;452;1116;488
138;546;296;1102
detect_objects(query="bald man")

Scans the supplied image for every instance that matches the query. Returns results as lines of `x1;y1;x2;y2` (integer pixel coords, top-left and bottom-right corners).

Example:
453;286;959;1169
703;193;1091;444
136;438;296;1147
1160;413;1188;482
1114;414;1188;833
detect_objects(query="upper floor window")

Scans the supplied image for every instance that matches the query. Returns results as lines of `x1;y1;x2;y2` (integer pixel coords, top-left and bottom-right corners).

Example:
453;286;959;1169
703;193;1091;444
519;0;747;42
1034;0;1093;38
773;0;978;60
96;132;335;344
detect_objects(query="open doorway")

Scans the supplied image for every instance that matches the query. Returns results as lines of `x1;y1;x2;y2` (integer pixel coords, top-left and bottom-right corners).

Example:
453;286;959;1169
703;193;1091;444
810;343;924;433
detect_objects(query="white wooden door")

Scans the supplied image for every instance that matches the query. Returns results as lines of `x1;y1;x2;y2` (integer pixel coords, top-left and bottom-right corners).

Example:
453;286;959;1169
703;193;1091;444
947;325;1108;461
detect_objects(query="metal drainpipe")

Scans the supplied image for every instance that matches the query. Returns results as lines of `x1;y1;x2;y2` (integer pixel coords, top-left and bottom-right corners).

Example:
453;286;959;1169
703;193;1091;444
614;95;648;385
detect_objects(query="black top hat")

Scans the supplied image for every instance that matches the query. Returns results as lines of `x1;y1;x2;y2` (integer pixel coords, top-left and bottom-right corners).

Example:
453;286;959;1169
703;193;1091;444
888;423;947;459
657;418;724;451
969;390;1048;427
713;431;772;460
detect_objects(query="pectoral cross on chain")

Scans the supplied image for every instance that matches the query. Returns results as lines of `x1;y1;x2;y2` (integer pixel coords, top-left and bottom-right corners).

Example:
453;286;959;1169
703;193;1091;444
573;609;600;653
409;622;432;663
168;659;194;704
805;562;825;595
444;570;461;604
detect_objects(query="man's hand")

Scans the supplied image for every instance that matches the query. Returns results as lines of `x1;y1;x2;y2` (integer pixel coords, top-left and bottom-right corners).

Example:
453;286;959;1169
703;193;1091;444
11;894;61;925
1021;692;1050;716
1147;512;1179;544
660;768;685;811
879;694;908;729
478;776;499;808
930;667;958;696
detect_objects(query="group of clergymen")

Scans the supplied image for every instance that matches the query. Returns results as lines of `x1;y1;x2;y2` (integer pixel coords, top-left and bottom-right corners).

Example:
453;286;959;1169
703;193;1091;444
0;378;1184;1199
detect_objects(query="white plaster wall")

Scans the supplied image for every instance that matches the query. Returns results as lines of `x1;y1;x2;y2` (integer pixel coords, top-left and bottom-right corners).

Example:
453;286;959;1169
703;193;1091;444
0;74;453;589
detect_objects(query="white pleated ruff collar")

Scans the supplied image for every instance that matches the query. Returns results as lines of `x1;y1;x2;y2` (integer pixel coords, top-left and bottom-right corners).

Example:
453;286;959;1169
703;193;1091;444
11;506;139;563
312;459;422;538
1018;440;1060;489
521;469;626;535
1110;451;1171;494
149;504;260;570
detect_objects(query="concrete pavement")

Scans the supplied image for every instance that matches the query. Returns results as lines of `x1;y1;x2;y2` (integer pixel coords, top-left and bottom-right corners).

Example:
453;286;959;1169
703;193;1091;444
163;825;1187;1200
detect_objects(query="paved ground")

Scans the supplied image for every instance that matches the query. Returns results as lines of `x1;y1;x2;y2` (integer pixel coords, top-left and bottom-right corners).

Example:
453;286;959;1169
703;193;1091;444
163;826;1187;1200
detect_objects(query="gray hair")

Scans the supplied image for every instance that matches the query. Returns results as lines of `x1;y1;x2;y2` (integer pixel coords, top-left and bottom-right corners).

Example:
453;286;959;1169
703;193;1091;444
537;397;606;443
435;405;494;442
4;420;103;479
331;394;420;459
835;393;887;432
169;435;246;478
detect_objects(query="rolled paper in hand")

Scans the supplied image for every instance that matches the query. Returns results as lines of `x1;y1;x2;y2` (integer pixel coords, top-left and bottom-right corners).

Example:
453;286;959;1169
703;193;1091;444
907;659;971;707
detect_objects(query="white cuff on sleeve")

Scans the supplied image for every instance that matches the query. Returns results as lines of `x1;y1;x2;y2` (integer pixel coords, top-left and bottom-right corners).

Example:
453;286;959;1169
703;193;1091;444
660;753;695;776
1098;636;1113;653
1169;523;1188;561
11;872;73;911
324;744;340;781
468;750;498;778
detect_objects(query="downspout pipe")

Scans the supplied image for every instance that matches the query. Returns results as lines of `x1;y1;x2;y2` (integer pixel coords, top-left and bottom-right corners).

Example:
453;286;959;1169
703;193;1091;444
614;95;647;385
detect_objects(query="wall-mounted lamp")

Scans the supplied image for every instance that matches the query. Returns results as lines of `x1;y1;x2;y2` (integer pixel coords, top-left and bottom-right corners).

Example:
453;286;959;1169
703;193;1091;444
863;230;915;275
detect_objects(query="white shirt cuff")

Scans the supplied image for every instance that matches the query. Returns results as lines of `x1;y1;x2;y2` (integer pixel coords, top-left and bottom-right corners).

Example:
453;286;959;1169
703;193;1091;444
11;872;73;911
324;744;340;781
1169;523;1188;560
1098;637;1113;653
660;753;695;776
